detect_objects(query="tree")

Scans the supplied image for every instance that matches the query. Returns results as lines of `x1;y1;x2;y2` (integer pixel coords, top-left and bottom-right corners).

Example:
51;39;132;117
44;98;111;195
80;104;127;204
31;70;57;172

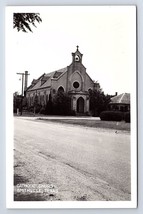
89;89;111;116
45;93;53;115
33;94;38;115
13;13;42;32
13;92;23;114
52;91;71;115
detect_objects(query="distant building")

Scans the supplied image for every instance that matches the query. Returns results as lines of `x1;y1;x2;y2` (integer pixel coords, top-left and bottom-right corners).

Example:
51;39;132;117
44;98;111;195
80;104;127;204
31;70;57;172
26;47;99;115
109;93;130;112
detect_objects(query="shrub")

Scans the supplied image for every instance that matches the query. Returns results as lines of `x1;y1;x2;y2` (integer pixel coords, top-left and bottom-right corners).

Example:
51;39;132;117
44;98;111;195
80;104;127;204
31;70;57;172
85;111;90;116
28;106;34;112
69;110;76;116
124;112;130;123
45;100;53;115
100;111;123;121
40;107;46;114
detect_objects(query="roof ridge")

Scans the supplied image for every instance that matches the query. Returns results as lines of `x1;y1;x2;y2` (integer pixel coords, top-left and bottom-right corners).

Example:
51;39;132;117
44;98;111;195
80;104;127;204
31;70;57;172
45;66;67;76
118;93;125;103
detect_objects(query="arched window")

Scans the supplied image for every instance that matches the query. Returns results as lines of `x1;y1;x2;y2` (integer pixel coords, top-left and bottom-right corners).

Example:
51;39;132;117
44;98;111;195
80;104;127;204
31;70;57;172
88;88;92;94
58;86;64;93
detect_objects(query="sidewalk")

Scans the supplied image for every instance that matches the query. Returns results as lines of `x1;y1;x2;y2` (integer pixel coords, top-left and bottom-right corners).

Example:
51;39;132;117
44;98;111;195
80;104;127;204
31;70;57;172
14;113;100;121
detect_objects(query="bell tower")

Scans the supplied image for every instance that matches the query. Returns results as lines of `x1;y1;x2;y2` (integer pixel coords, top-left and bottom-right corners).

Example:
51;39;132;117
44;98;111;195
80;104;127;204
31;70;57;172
72;45;83;63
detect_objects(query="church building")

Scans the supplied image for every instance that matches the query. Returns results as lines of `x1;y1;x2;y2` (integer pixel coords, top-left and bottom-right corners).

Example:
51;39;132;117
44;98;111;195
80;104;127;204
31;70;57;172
26;46;99;115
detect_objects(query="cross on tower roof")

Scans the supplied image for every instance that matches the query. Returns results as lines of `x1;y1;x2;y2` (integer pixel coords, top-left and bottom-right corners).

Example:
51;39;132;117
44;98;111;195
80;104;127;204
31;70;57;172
76;45;79;50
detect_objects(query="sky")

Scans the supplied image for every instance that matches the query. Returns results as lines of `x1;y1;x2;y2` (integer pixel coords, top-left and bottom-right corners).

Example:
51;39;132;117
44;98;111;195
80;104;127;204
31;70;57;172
6;6;136;95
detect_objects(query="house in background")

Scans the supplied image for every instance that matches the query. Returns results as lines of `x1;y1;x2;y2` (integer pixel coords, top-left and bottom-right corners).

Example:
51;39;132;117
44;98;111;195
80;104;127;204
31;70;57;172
26;47;100;115
109;93;130;112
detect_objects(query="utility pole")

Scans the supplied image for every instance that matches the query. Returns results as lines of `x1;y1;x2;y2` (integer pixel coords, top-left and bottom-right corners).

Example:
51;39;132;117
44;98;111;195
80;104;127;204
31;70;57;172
16;71;30;115
24;71;30;95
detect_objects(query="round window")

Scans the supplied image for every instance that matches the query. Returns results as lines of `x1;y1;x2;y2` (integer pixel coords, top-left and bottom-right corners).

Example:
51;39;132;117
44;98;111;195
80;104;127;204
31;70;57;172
73;81;79;89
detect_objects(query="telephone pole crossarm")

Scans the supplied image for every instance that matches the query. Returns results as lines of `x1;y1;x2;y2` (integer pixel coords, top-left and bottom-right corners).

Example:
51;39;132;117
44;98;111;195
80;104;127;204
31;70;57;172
16;71;30;96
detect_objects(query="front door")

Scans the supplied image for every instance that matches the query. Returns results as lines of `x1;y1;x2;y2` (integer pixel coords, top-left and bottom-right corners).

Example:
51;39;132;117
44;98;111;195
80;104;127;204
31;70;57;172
77;97;84;113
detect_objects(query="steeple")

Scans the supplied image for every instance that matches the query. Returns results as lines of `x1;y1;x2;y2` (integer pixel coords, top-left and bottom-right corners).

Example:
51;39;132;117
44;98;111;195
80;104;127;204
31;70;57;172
72;46;83;63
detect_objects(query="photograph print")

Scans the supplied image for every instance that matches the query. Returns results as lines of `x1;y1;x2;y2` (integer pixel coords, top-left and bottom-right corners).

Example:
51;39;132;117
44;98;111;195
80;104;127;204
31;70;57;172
6;6;137;208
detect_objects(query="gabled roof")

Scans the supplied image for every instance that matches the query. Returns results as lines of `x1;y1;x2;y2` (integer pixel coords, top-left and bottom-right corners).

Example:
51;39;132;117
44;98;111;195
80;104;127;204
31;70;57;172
27;67;67;91
52;67;67;79
110;93;130;104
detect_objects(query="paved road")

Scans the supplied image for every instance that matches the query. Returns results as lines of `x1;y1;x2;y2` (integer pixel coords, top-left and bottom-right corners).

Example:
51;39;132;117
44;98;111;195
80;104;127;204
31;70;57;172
14;117;130;201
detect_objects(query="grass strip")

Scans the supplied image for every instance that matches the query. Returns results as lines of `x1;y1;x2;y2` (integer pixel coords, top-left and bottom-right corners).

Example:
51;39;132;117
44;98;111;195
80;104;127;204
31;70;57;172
38;118;130;131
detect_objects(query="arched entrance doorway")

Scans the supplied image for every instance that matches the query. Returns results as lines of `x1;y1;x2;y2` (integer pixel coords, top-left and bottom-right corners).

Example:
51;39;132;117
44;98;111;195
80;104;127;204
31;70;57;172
77;97;84;113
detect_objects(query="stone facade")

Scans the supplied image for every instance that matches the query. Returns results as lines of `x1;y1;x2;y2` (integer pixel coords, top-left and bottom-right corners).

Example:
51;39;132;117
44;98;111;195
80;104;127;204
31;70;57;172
26;47;96;115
